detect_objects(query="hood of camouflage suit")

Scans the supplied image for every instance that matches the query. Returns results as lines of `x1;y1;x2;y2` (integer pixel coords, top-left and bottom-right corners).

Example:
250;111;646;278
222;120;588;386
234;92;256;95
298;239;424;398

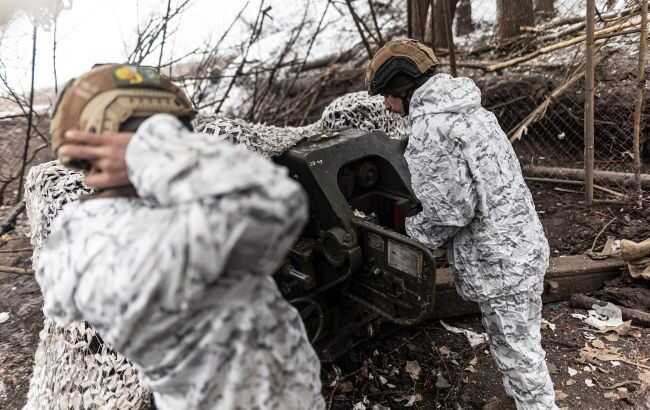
409;73;481;118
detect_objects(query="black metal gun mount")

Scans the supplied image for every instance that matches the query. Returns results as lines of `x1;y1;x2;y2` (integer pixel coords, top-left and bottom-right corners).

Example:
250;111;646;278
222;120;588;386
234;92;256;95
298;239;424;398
274;129;438;359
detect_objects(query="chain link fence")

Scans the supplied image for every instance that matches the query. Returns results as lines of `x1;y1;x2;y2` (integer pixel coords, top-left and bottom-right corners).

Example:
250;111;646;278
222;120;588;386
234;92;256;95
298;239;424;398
431;0;647;204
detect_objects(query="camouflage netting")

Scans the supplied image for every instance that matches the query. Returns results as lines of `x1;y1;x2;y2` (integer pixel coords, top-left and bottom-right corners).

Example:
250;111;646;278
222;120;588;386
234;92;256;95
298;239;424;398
24;163;152;410
195;91;409;157
23;91;406;409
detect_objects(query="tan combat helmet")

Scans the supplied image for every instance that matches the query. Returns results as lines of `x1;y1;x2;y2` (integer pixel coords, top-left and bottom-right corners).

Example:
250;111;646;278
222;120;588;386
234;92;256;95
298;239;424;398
51;64;195;170
366;39;439;97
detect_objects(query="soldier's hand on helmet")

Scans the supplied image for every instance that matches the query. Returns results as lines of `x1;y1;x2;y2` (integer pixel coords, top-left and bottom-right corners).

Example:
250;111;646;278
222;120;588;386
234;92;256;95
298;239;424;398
59;130;133;189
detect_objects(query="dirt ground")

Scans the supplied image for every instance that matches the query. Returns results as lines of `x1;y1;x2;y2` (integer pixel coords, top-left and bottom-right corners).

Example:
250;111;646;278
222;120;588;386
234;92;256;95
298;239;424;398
0;218;39;410
318;184;650;410
321;302;650;410
2;112;650;409
2;181;650;410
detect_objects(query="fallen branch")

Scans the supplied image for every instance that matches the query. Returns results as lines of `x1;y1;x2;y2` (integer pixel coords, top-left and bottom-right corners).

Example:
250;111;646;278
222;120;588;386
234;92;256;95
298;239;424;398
540;5;640;31
538;5;641;43
589;217;617;256
0;265;33;275
538;21;588;43
554;187;583;194
0;203;26;236
486;15;642;72
509;63;591;142
570;293;650;327
524;177;625;198
600;286;650;310
0;248;33;253
0;113;28;121
523;165;650;188
593;378;642;390
289;47;361;73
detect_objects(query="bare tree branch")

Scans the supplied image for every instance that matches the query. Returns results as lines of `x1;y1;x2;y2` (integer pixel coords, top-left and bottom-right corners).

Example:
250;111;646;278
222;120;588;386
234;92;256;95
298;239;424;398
158;0;173;68
188;1;250;106
125;0;192;65
368;0;384;46
16;24;37;204
52;3;62;94
214;1;271;114
344;0;373;57
247;5;310;121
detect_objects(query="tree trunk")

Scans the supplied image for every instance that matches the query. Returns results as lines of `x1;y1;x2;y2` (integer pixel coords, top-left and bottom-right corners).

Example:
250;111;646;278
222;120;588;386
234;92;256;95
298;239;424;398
455;0;473;36
433;0;459;48
535;0;555;20
408;0;432;42
497;0;534;41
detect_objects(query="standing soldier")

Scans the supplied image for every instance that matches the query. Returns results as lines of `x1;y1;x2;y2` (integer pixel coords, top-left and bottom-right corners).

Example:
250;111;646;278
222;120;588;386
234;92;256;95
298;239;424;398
34;64;325;410
366;39;557;410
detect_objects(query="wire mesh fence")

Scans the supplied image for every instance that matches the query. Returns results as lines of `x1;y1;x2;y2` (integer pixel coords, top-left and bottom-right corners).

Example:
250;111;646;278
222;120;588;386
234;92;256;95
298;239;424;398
428;0;648;205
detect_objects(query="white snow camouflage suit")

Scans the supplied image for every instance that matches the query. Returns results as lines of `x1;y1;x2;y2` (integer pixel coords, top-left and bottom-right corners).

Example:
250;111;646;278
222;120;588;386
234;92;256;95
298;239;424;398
404;74;557;409
34;114;326;410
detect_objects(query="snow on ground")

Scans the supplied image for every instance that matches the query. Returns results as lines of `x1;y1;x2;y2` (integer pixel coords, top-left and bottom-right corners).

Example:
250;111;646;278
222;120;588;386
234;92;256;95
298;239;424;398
193;0;404;117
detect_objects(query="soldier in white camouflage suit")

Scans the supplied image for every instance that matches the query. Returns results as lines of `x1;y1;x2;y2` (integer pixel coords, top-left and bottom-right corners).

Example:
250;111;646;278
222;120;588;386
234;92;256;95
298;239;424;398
34;64;325;409
366;39;557;410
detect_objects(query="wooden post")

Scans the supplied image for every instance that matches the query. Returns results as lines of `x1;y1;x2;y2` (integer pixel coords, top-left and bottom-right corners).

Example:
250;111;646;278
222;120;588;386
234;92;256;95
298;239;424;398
442;0;457;77
585;0;596;205
633;0;648;205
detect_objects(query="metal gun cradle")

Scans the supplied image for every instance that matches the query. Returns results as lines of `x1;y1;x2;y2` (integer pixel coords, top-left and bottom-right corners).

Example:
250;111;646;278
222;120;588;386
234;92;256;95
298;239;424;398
274;129;439;358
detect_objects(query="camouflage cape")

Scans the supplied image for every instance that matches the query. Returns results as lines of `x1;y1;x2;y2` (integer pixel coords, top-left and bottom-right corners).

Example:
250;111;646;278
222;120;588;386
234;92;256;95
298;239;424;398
404;74;557;409
24;91;407;409
33;114;325;410
404;73;550;303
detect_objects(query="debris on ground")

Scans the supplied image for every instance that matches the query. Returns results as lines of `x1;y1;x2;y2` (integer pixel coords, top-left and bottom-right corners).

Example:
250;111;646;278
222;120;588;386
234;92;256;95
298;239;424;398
571;293;650;328
440;320;489;347
404;360;421;381
575;301;625;331
542;318;557;331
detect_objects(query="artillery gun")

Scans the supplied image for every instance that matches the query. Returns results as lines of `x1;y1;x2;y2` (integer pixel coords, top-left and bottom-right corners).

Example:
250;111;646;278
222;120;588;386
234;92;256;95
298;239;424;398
273;129;442;360
272;127;626;360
